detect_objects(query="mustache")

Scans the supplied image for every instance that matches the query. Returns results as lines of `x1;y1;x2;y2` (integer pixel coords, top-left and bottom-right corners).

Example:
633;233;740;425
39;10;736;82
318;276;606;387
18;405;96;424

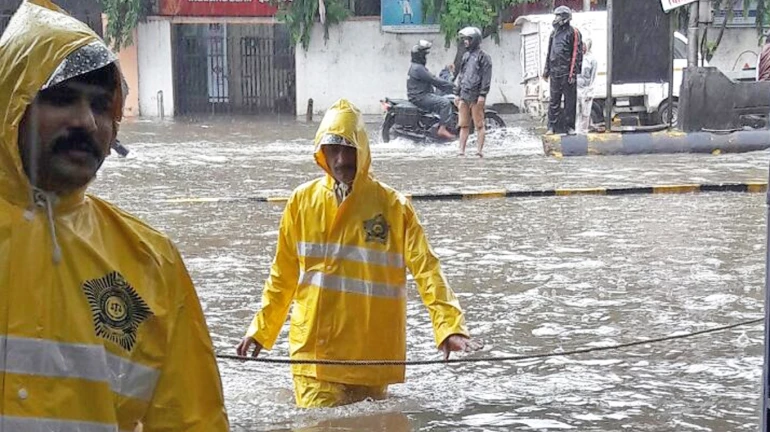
52;129;102;159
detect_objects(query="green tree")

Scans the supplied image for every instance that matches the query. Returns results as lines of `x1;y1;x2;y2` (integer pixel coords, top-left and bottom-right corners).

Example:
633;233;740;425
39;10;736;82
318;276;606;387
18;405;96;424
423;0;536;46
701;0;768;61
272;0;350;51
99;0;151;51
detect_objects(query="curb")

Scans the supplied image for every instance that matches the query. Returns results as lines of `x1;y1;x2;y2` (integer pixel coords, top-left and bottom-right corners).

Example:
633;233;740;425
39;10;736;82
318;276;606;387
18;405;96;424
161;182;768;204
543;130;770;157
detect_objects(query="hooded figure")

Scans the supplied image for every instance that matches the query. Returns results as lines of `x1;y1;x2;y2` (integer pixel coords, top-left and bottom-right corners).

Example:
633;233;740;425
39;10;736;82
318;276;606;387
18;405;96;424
543;5;582;135
237;99;478;408
0;1;228;430
455;26;492;157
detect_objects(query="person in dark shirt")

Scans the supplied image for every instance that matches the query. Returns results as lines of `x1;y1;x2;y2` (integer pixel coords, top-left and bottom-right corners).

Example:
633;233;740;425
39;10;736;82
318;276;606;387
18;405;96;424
543;6;582;135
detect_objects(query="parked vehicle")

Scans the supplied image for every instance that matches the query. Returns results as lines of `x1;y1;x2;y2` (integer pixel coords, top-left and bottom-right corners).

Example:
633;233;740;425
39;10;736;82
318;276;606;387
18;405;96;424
514;11;704;128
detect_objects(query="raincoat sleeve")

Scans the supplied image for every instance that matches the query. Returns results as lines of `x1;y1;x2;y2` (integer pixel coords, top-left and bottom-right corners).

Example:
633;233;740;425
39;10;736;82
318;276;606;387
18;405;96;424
403;200;469;347
245;194;300;349
480;53;492;97
454;54;467;96
412;65;454;93
142;247;229;432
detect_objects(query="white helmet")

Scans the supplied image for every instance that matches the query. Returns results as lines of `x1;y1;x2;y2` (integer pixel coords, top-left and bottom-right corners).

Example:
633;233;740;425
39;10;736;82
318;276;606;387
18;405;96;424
458;26;482;50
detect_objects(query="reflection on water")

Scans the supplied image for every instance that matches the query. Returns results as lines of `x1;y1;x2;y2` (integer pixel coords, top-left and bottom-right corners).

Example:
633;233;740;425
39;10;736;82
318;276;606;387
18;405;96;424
90;118;768;431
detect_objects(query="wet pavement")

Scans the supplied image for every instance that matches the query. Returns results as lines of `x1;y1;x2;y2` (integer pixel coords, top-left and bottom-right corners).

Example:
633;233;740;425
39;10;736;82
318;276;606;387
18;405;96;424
92;116;770;431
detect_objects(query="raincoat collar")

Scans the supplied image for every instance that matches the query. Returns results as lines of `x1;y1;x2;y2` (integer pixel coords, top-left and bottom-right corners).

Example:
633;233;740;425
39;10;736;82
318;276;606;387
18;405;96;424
0;0;124;212
313;99;372;193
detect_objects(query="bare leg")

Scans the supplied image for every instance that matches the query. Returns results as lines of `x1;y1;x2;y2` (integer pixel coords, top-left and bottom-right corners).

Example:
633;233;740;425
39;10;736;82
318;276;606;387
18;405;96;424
476;127;485;157
458;127;469;155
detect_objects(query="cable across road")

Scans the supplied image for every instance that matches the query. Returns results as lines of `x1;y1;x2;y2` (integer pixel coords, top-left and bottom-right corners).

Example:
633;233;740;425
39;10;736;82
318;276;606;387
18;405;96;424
216;317;763;366
164;182;769;204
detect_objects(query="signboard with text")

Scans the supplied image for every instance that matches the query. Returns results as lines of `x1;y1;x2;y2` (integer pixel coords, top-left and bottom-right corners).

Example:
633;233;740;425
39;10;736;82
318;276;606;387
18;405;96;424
381;0;439;33
660;0;699;12
158;0;277;17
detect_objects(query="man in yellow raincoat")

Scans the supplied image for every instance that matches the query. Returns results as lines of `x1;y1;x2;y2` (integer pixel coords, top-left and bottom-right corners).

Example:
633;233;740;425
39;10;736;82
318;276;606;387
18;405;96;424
237;99;480;408
0;1;229;430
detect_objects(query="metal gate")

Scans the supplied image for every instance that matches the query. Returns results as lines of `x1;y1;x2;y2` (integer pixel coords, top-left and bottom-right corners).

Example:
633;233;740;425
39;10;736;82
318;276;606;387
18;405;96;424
174;23;295;115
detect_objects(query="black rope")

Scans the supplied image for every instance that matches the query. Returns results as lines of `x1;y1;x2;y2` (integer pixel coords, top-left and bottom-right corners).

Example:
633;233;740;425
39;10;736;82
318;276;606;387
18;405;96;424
217;318;763;366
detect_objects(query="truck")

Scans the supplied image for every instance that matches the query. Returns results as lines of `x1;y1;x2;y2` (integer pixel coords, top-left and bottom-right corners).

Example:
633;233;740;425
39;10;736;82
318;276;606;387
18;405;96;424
514;11;697;128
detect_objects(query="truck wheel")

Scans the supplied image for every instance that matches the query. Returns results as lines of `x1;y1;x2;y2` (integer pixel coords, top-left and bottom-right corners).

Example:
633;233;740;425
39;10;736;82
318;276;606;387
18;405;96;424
658;100;678;126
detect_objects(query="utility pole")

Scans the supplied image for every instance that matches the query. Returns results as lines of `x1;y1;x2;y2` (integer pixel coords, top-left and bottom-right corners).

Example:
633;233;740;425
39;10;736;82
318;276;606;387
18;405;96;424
687;2;699;67
584;0;591;11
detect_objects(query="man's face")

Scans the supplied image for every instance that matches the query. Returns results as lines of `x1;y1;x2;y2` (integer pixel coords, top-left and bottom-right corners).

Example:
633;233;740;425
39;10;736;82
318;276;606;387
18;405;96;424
323;144;357;185
18;74;116;195
463;37;471;48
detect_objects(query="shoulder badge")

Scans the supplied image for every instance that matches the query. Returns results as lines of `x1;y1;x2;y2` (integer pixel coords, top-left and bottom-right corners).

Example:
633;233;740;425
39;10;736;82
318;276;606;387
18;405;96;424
82;272;153;352
363;214;389;244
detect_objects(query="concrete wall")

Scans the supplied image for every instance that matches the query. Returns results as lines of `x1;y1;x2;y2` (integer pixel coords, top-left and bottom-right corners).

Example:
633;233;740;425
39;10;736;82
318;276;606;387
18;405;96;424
137;19;174;117
102;15;140;117
295;18;523;116
707;27;762;73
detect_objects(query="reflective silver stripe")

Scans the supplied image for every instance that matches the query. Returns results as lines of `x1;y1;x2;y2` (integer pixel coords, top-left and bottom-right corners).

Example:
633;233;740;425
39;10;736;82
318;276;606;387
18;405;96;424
0;416;117;432
106;353;161;401
300;271;405;299
2;337;106;381
297;242;405;268
0;336;159;402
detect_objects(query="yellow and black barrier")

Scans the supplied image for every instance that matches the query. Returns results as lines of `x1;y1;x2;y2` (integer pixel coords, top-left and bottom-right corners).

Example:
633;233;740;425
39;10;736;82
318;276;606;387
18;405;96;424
543;130;770;157
161;182;768;204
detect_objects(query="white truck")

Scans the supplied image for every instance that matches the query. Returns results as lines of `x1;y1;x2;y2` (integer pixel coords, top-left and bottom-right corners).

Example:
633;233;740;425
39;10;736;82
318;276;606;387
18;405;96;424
514;11;693;127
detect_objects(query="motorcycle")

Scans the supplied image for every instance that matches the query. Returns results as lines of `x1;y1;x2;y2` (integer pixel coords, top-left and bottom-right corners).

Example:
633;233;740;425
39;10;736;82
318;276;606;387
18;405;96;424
379;94;506;143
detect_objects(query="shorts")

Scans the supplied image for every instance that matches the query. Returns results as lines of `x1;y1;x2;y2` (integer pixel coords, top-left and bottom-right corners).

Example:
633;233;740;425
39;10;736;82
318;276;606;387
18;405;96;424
457;98;485;129
293;375;389;408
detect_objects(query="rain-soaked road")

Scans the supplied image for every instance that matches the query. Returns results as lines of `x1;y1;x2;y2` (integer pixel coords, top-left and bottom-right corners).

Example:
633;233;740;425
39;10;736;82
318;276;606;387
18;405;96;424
92;116;769;431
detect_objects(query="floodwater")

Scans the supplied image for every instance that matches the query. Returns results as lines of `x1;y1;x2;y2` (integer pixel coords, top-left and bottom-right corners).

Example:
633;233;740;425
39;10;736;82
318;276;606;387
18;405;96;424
92;115;770;431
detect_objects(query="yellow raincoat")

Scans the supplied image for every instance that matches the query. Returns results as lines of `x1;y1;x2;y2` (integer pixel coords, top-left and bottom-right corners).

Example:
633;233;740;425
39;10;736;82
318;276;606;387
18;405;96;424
0;1;228;430
246;99;469;391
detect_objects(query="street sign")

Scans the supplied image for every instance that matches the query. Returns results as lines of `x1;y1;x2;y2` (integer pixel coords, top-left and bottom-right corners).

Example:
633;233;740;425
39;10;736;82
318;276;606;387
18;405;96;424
660;0;699;12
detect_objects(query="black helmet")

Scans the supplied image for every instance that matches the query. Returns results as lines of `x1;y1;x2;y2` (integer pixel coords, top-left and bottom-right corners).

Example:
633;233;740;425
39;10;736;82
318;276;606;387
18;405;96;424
458;26;482;50
553;5;572;27
411;40;432;64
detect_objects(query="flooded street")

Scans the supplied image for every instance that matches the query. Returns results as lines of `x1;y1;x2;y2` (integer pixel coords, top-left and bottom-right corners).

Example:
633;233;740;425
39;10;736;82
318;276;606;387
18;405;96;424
93;116;769;431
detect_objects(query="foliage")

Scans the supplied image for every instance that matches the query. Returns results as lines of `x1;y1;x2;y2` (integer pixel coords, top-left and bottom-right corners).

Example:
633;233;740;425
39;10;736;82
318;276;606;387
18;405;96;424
98;0;349;52
423;0;536;46
704;0;767;61
99;0;151;51
272;0;349;51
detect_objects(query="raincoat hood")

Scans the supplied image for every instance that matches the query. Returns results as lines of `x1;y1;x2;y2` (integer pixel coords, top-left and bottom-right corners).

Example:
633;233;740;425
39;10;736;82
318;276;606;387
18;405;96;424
0;0;124;209
313;99;372;187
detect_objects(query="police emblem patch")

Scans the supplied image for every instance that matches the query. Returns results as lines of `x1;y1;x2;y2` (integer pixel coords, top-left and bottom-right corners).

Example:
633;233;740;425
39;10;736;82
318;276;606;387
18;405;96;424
363;214;389;244
82;272;153;352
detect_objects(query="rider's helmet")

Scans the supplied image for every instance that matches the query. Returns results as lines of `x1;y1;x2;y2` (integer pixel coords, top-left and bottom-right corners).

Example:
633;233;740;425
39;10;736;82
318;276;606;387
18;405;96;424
553;6;572;28
411;40;432;65
458;27;482;51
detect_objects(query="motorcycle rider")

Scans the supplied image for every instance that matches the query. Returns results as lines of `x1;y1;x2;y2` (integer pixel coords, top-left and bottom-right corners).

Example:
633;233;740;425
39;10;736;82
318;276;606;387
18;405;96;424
407;40;457;140
543;5;582;135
